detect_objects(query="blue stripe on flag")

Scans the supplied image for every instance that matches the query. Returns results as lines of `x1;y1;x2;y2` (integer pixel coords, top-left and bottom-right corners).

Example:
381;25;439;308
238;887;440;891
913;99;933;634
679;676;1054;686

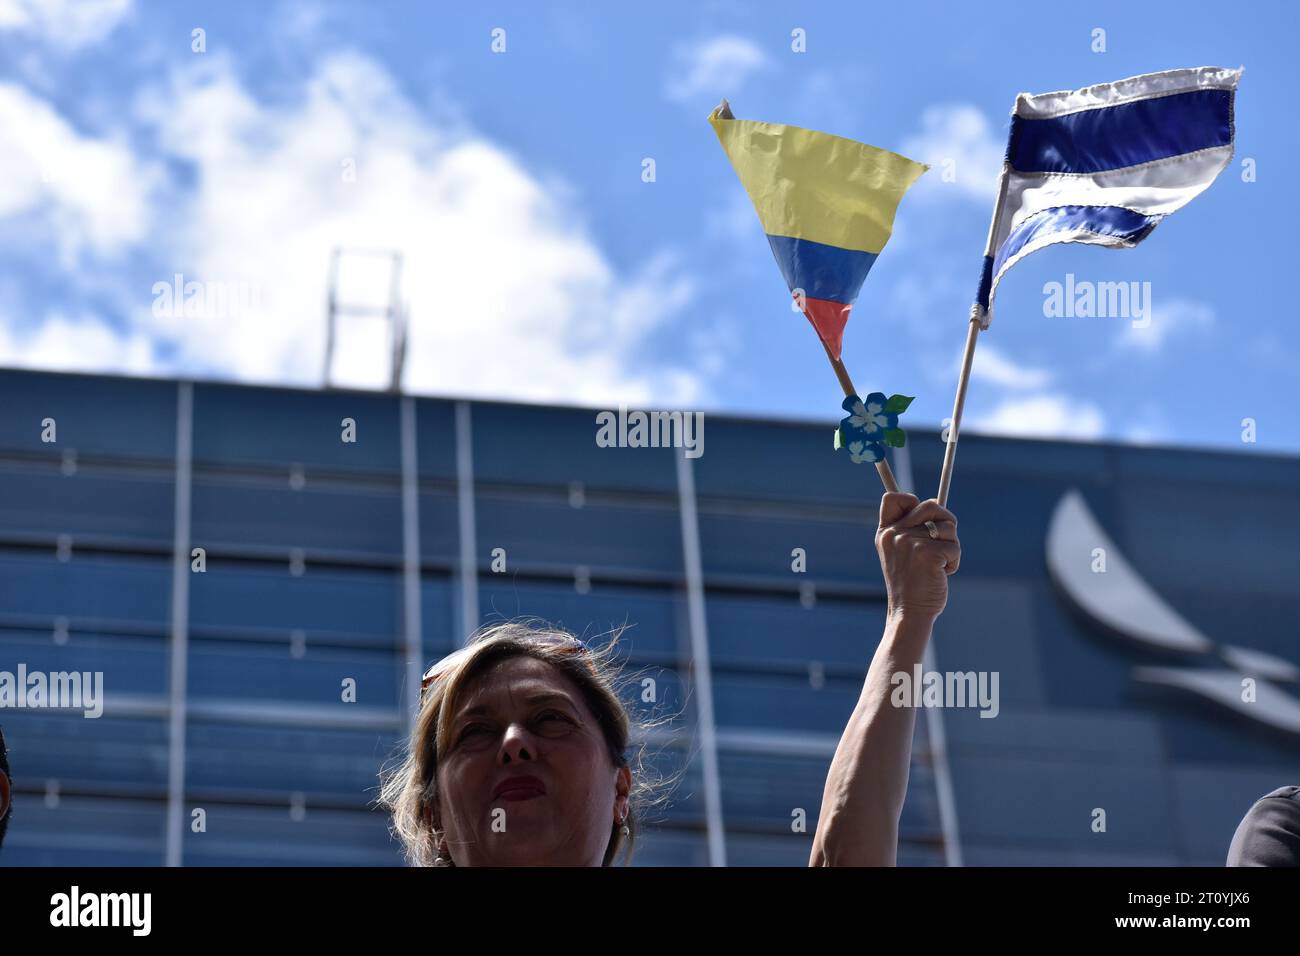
975;255;994;310
1008;89;1233;174
766;234;878;304
993;205;1161;278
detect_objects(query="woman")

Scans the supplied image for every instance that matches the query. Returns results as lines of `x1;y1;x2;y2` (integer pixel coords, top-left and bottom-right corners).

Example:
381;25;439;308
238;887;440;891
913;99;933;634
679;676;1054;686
379;491;959;866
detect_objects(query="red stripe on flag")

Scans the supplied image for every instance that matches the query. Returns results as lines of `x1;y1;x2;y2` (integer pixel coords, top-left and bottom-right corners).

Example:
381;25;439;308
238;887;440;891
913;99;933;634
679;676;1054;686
799;295;851;361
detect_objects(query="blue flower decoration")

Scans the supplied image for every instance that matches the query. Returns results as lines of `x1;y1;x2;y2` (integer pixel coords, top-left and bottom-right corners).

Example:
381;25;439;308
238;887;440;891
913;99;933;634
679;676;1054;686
846;438;886;463
835;391;914;464
844;392;898;437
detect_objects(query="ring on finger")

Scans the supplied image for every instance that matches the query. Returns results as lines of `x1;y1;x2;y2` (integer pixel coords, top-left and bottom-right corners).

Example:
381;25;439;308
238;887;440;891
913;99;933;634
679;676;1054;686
919;521;957;541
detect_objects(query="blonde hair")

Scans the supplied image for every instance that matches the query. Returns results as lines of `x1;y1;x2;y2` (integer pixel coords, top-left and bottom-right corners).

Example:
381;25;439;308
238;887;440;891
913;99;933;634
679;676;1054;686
379;618;672;867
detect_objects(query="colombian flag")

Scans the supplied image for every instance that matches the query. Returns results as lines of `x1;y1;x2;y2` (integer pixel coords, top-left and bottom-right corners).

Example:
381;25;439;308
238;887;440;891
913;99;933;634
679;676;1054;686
709;101;927;360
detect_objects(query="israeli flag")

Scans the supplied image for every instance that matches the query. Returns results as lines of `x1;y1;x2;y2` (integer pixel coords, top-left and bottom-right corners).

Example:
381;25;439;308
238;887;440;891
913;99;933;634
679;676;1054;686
974;66;1242;328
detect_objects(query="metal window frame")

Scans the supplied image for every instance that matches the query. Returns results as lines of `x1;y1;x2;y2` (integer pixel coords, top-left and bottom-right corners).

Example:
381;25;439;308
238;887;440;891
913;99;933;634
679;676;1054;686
399;396;423;731
674;450;727;867
164;382;193;866
454;401;479;645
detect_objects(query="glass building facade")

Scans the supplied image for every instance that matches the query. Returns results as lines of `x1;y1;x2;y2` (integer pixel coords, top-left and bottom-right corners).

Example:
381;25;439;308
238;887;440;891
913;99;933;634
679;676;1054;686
1;368;1296;866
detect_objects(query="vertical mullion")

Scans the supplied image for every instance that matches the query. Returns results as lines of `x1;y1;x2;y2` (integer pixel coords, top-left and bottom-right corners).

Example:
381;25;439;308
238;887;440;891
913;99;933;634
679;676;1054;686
675;449;726;867
454;401;478;645
164;381;193;867
400;395;423;732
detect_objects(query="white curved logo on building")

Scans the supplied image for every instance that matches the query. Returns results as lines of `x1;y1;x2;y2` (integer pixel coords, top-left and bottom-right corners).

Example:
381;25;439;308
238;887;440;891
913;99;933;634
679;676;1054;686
1046;489;1300;735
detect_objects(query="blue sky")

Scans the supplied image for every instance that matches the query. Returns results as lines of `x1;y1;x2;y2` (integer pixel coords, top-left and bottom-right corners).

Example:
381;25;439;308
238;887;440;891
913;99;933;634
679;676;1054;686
0;0;1296;453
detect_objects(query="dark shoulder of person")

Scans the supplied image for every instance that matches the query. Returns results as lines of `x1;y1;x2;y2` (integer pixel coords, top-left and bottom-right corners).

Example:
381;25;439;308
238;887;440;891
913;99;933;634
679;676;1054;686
1227;786;1300;866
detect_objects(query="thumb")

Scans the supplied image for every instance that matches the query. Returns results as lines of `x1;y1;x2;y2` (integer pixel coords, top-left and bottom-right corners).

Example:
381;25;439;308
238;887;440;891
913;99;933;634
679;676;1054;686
879;491;920;529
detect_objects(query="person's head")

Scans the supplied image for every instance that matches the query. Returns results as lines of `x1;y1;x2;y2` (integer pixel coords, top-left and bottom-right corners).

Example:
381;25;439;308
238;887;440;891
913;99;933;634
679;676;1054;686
0;725;11;851
381;619;661;866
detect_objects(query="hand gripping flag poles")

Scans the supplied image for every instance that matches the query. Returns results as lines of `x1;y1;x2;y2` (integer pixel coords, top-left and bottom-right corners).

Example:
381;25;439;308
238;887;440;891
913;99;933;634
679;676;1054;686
709;99;929;501
935;66;1243;507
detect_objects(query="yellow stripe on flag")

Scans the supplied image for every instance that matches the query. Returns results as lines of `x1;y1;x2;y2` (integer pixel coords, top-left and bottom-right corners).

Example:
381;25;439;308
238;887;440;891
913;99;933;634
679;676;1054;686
709;107;928;255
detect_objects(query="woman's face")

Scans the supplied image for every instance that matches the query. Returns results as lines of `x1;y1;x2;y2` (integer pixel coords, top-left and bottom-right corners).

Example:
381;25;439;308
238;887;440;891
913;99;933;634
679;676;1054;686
434;654;631;866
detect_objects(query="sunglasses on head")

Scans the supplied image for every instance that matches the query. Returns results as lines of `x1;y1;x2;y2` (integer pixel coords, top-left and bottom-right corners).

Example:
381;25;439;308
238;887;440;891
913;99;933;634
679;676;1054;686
419;632;589;703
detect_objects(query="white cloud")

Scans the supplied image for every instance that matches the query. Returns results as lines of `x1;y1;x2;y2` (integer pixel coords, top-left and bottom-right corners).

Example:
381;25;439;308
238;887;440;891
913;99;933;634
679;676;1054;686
1115;297;1214;353
101;51;703;407
1120;402;1171;445
1123;424;1163;445
0;311;156;374
0;0;132;50
968;342;1053;389
971;392;1105;440
0;82;158;263
665;35;767;103
900;104;1003;203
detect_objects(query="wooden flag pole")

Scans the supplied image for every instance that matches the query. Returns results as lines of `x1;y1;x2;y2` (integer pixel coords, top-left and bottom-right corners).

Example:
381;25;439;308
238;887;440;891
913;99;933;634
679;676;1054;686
822;339;940;539
936;160;1010;508
935;312;982;507
820;338;901;493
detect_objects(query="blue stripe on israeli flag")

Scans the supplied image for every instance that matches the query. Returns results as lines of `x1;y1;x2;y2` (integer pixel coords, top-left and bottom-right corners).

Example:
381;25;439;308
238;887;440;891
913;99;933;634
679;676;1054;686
1007;89;1233;174
975;256;994;312
992;205;1161;279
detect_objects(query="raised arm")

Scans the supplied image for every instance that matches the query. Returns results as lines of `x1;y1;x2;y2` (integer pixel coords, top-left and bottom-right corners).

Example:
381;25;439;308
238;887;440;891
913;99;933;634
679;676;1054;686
809;492;960;866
